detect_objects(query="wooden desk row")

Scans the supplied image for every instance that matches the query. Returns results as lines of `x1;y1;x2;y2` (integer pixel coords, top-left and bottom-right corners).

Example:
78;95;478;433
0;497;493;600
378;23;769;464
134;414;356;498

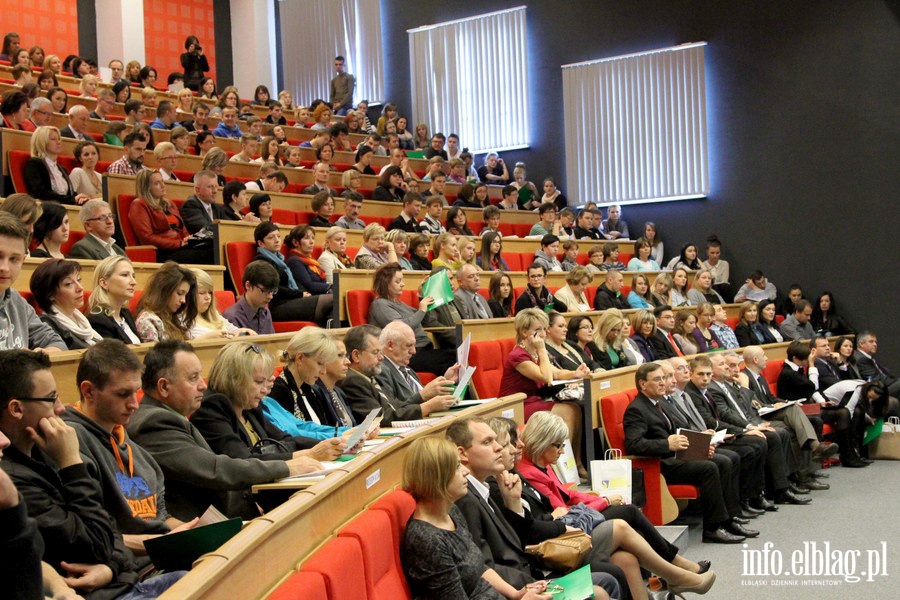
158;393;525;600
17;257;224;294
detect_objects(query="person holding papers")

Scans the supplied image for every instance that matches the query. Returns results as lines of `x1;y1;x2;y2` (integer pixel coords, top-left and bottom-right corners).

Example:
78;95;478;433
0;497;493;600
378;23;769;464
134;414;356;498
377;322;460;408
191;342;346;464
128;341;323;520
339;325;456;425
267;328;375;437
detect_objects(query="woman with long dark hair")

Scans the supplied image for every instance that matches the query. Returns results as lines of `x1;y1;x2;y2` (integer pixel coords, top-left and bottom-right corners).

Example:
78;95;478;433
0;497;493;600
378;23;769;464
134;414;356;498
811;291;855;337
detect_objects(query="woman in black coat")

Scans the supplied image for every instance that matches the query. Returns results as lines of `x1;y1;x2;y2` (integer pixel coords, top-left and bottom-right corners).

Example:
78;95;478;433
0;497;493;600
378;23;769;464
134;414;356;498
23;126;82;204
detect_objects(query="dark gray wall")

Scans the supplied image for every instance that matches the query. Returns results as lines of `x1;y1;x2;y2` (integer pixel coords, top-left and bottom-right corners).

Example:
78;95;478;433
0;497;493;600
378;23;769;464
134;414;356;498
382;0;900;366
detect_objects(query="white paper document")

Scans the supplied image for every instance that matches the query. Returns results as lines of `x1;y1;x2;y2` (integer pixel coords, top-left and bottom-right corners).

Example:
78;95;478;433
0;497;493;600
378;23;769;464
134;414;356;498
343;408;381;452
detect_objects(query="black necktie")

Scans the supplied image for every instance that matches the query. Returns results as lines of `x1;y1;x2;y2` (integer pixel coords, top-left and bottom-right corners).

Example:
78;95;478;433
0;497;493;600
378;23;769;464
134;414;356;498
702;390;719;419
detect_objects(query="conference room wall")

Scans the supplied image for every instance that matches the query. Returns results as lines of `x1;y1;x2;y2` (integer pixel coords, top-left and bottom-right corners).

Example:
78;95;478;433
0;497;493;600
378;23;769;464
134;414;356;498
381;0;900;366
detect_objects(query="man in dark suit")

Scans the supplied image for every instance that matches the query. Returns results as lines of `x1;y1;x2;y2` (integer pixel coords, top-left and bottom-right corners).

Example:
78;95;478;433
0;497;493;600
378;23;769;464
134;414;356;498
337;325;453;425
59;105;90;141
651;305;684;359
592;270;629;311
777;341;864;467
386;193;423;233
455;264;493;320
376;322;458;407
684;355;790;509
447;417;536;587
127;341;307;520
69;200;126;260
811;336;866;401
707;352;809;504
741;346;835;485
854;332;900;397
624;362;744;543
180;170;231;234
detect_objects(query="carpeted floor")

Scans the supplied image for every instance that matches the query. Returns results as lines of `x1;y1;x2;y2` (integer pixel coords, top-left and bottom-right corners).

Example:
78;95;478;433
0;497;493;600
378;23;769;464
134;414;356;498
674;460;900;599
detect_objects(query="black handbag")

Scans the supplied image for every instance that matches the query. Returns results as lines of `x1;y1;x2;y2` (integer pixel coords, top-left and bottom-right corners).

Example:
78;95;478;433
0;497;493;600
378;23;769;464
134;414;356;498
631;468;646;508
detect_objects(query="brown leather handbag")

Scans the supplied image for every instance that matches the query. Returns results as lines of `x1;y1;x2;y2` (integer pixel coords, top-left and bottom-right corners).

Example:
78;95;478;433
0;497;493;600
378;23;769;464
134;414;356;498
524;530;592;571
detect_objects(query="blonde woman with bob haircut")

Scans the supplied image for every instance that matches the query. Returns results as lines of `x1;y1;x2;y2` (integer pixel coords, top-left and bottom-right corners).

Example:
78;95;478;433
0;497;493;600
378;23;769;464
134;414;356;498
554;266;592;312
191;341;345;463
200;146;229;185
318;226;353;284
263;327;368;441
86;255;141;344
400;436;553;600
189;268;255;338
431;231;461;271
518;412;716;600
589;309;629;371
499;308;589;475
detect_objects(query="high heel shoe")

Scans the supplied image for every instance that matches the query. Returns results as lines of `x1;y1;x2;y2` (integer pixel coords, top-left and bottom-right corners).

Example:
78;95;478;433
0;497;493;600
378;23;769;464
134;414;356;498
668;570;716;597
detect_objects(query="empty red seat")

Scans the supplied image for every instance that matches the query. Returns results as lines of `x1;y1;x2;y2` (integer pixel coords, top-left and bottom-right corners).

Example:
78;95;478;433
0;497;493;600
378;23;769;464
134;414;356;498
338;510;411;600
298;537;368;600
347;289;374;326
470;340;505;399
370;489;416;548
225;241;258;294
8;150;30;193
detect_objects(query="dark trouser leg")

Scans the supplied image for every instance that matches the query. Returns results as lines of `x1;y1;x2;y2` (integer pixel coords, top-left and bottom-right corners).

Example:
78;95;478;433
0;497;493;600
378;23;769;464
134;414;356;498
807;414;825;440
761;429;791;490
712;448;742;517
822;407;852;461
270;296;325;324
601;504;679;562
662;459;730;530
726;436;767;498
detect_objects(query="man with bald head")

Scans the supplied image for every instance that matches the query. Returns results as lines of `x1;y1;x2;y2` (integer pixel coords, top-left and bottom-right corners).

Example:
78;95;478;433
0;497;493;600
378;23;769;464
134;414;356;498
376;321;458;410
593;269;628;310
59;105;90;141
454;264;492;320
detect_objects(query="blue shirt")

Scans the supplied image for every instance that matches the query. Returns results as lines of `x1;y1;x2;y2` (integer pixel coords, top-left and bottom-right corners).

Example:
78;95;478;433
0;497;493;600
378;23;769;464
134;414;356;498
149;118;180;130
212;122;243;138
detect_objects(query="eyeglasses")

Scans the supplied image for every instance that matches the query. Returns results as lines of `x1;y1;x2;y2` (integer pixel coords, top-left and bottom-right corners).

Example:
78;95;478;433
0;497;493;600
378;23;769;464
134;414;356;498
253;286;277;296
16;393;60;404
551;442;565;450
84;213;113;222
579;325;593;331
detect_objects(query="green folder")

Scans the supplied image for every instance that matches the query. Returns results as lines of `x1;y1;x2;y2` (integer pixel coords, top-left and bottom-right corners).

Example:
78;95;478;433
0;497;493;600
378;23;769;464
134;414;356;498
406;150;425;159
550;564;594;599
864;419;884;445
420;270;455;311
144;517;243;572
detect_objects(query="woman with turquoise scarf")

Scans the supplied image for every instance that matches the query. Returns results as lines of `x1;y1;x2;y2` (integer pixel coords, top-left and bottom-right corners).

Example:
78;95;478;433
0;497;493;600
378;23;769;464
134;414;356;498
252;222;333;326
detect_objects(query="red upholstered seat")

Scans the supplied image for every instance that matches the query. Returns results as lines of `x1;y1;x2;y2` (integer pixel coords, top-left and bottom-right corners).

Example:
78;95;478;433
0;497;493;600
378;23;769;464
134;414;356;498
470;340;504;399
619;253;633;264
585;286;597;307
399;290;418;308
9;150;30;193
503;252;522;271
600;389;698;525
512;223;532;237
725;317;739;330
762;358;784;396
272;208;298;225
224;241;257;294
298;537;368;600
267;571;327;600
370;489;416;548
338;510;412;600
273;321;316;333
347;289;374;326
469;222;483;234
620;285;631;298
60;230;85;255
215;290;236;312
115;194;141;245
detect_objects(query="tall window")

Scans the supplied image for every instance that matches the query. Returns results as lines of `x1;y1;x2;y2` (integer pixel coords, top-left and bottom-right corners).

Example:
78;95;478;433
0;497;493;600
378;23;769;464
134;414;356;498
408;6;530;154
562;42;709;205
279;0;384;108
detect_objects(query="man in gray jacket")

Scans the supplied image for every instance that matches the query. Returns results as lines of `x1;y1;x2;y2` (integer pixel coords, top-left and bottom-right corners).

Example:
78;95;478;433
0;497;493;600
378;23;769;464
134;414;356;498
0;214;66;351
69;200;126;260
127;341;317;520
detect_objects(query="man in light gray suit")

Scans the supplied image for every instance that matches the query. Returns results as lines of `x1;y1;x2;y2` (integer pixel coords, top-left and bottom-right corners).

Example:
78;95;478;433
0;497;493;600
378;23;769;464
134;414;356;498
375;322;458;407
454;264;492;320
69;200;127;260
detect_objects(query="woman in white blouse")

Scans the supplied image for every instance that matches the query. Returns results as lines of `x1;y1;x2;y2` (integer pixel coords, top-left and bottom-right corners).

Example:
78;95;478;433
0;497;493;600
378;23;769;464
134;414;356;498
69;140;103;199
553;266;592;312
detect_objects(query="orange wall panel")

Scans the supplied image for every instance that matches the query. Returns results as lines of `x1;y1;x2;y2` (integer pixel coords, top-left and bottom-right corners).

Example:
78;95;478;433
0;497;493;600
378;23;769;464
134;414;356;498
143;0;217;86
0;0;80;61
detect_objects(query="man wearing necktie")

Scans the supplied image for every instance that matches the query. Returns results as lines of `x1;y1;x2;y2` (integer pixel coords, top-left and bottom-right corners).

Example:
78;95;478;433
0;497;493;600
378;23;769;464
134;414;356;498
624;362;746;543
376;322;459;407
684;355;794;511
708;353;809;503
455;264;493;320
650;306;684;358
853;333;900;400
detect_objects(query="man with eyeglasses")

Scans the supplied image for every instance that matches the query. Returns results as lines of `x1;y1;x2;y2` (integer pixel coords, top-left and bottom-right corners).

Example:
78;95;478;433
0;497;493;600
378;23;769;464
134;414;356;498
69;199;126;260
28;97;53;128
339;324;446;426
0;349;185;597
513;264;568;314
625;361;745;544
222;261;278;335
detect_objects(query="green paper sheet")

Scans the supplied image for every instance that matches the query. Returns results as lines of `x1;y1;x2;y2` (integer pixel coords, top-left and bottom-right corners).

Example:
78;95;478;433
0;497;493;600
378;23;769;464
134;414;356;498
420;269;455;311
550;564;594;599
864;419;884;445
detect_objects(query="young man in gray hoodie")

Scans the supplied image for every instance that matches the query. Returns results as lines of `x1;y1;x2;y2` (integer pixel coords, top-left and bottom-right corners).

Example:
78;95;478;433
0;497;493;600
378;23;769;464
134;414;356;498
0;214;66;352
62;339;197;556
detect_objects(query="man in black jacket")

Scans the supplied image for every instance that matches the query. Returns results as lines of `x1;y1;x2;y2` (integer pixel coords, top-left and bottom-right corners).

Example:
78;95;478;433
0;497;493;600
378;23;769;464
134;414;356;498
593;269;629;311
650;305;684;359
854;332;900;397
181;170;232;234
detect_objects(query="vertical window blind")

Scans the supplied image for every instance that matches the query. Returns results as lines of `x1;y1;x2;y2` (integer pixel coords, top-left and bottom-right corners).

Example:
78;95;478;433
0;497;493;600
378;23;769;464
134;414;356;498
279;0;384;108
408;6;530;154
562;42;709;205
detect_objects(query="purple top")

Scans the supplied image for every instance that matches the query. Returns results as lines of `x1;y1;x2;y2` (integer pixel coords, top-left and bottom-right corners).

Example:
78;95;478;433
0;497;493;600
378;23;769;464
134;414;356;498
221;297;274;335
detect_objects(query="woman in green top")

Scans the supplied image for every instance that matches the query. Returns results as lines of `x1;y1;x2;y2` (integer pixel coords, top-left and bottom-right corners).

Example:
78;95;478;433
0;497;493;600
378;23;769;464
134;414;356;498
513;162;540;210
590;309;629;370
